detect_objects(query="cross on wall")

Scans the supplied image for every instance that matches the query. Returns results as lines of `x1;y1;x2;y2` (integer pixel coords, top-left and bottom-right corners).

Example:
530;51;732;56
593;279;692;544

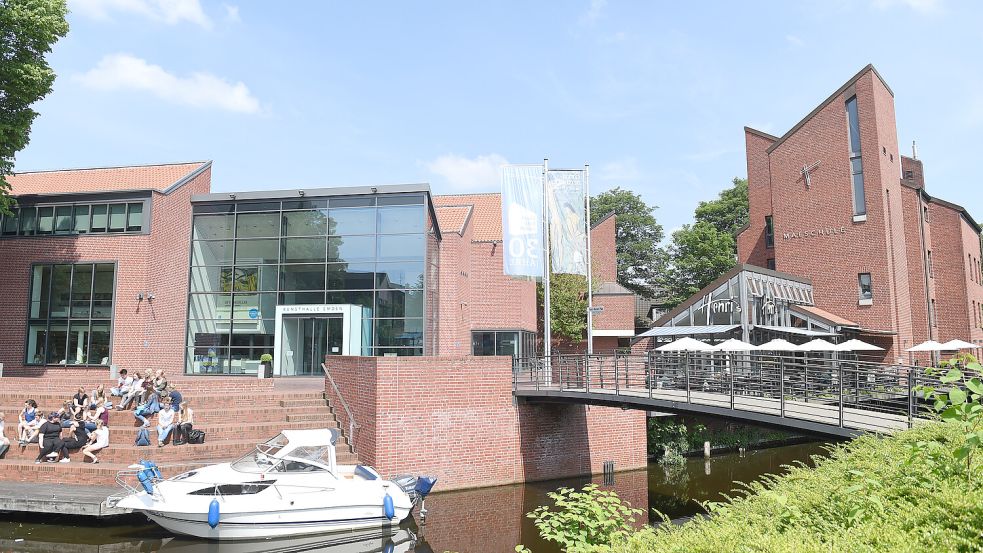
801;160;821;188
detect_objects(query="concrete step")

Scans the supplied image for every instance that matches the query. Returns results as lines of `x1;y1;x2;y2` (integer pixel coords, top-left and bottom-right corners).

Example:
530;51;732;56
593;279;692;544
0;459;222;486
3;420;347;445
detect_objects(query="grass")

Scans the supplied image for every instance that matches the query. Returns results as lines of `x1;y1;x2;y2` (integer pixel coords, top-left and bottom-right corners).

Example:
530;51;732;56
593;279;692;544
613;421;983;552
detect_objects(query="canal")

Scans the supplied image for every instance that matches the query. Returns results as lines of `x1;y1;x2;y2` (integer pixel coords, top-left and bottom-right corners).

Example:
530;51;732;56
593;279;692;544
0;442;828;553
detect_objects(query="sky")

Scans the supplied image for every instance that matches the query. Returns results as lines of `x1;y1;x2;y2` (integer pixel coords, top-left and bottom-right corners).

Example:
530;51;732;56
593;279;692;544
15;0;983;238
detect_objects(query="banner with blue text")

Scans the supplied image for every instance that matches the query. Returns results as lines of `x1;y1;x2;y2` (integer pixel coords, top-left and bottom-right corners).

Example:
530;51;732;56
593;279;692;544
501;165;545;278
546;170;588;276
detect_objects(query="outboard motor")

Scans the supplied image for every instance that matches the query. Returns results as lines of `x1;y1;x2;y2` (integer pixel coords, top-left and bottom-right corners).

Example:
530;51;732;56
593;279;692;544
413;476;437;518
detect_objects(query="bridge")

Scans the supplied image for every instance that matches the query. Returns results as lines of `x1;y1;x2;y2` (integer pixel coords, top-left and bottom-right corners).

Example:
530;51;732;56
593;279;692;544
513;352;943;438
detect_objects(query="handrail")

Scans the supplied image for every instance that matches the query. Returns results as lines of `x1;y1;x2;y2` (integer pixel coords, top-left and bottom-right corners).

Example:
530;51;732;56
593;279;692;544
321;362;358;454
512;352;963;435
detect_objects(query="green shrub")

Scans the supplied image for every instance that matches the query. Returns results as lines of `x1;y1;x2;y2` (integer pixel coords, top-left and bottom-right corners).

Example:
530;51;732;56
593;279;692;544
517;484;642;553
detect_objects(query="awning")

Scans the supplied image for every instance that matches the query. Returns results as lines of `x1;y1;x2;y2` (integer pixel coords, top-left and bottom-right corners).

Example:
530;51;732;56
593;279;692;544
755;325;838;337
636;324;740;338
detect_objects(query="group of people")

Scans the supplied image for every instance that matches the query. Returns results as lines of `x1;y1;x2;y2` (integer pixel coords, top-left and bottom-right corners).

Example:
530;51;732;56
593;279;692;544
8;396;109;464
112;369;195;447
0;368;197;465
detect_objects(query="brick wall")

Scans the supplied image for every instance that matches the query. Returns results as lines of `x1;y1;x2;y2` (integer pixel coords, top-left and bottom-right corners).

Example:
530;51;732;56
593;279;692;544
324;355;647;491
737;129;776;269
591;215;618;283
593;294;634;331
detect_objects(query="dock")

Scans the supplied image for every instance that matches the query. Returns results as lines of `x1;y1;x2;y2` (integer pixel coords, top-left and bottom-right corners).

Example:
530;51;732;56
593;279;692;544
0;481;131;517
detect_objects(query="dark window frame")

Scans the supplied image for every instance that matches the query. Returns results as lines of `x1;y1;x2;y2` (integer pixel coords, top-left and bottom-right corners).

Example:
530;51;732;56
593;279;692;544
25;261;117;366
858;272;873;301
0;200;150;239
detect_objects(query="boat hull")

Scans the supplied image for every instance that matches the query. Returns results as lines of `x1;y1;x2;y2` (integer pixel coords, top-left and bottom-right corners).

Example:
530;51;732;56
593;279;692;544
144;508;412;540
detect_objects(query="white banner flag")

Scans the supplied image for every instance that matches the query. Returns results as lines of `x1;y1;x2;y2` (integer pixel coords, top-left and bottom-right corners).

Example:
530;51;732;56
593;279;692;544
501;165;545;278
547;170;588;276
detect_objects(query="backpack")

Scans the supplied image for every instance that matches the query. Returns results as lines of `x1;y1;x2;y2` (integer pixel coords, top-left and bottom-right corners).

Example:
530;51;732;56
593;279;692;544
187;429;205;444
135;427;151;446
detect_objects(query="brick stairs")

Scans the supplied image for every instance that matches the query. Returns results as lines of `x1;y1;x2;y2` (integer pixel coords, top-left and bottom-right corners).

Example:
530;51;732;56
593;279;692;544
0;376;357;486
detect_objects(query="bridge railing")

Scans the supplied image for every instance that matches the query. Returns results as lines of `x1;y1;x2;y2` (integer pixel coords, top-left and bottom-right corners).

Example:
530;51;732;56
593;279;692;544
513;352;967;434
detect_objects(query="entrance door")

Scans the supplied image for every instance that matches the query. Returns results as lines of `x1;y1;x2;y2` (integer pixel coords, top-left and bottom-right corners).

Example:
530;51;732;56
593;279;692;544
280;316;343;376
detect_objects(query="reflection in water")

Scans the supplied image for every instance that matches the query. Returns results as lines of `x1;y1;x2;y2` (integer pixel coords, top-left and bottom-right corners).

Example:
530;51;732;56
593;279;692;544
0;442;828;553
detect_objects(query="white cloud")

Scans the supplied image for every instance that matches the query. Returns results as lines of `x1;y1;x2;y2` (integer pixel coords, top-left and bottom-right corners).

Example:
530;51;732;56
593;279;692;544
69;0;212;28
580;0;607;25
425;153;509;191
871;0;942;13
595;157;640;183
223;3;240;23
785;34;804;47
75;53;261;114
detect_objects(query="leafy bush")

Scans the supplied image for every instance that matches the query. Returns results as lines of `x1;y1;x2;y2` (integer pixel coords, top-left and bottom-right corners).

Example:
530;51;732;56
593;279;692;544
516;484;642;553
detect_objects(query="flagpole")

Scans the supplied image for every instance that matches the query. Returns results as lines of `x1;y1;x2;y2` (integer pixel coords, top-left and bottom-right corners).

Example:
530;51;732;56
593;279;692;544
542;158;552;361
585;163;594;355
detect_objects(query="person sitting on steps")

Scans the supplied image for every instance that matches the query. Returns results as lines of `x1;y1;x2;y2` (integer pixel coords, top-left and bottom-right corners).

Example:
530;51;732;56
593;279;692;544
119;370;146;410
111;369;132;399
16;400;38;446
56;401;74;428
157;398;176;447
0;412;10;459
173;401;194;445
71;387;88;419
35;412;68;464
60;420;90;462
82;420;109;464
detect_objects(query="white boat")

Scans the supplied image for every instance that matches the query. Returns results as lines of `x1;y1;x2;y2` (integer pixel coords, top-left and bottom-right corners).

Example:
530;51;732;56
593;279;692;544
111;428;436;541
157;527;420;552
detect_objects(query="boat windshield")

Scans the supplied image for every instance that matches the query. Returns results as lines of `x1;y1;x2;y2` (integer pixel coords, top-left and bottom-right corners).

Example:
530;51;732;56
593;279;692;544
289;445;334;466
231;433;290;473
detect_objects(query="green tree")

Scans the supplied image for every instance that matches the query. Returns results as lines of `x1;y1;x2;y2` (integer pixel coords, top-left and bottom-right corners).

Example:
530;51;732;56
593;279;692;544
538;272;588;342
694;177;748;251
0;0;69;215
663;222;736;306
590;187;665;298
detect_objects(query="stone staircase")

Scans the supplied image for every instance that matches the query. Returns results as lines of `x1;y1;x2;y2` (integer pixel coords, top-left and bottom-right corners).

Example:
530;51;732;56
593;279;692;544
0;376;356;486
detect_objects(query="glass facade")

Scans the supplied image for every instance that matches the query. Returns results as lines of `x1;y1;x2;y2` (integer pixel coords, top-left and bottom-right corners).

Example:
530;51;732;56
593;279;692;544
845;96;866;217
26;263;115;365
1;201;146;237
186;193;433;374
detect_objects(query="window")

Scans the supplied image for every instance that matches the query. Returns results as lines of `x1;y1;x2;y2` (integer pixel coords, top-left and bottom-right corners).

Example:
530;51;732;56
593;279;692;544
764;216;774;248
26;263;115;365
846;96;866;218
923;205;930;223
927;250;934;278
0;202;145;238
858;273;873;302
471;330;535;357
766;258;776;270
930;299;938;327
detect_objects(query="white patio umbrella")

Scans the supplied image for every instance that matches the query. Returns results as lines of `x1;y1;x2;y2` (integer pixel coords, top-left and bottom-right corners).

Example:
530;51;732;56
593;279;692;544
906;340;946;352
712;338;758;351
656;337;716;352
836;339;885;351
941;339;978;350
798;338;841;351
756;338;802;351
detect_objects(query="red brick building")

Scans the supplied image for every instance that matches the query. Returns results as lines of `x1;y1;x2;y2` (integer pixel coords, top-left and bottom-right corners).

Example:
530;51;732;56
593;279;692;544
0;162;211;376
0;165;633;376
738;65;983;360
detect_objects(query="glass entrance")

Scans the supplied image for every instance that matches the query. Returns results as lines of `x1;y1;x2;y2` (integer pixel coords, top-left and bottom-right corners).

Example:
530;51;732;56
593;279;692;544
279;316;343;376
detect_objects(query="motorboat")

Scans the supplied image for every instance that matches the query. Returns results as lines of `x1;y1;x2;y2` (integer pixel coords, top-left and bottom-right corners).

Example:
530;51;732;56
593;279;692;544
111;428;436;541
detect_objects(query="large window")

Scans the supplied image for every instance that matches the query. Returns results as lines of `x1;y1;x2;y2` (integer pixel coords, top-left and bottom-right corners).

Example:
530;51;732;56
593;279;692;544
186;193;431;374
764;216;774;248
0;201;147;238
846;96;866;218
472;330;536;357
26;263;115;365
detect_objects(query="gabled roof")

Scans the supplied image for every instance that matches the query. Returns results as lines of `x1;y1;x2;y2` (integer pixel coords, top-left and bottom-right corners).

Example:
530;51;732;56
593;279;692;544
432;193;503;242
595;281;633;296
764;64;892;154
790;304;859;328
433;204;473;235
900;180;981;234
8;161;211;196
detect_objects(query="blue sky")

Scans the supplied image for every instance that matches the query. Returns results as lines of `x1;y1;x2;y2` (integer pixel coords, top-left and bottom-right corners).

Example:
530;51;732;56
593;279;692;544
16;0;983;238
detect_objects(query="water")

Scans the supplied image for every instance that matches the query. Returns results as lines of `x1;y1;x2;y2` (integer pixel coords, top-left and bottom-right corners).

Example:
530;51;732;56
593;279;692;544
0;442;829;553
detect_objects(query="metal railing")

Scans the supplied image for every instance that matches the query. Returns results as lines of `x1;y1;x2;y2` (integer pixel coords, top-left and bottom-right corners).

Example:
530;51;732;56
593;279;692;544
322;363;358;453
513;352;961;435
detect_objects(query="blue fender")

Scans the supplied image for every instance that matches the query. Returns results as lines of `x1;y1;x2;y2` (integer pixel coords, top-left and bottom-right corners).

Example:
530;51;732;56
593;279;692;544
383;542;395;553
136;469;153;494
208;498;220;528
383;493;395;519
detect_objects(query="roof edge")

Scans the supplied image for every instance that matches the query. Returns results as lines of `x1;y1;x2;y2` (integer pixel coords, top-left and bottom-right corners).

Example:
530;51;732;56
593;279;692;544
591;211;616;229
744;126;778;141
161;160;212;195
766;64;891;155
11;160;210;176
905;183;981;234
